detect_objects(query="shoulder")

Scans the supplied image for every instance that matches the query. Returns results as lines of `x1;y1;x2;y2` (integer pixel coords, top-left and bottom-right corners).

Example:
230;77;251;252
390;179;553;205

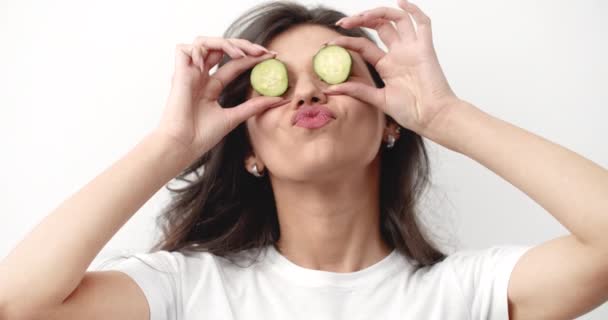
415;245;533;286
99;246;268;272
404;245;532;297
95;248;230;277
442;245;532;273
425;245;533;320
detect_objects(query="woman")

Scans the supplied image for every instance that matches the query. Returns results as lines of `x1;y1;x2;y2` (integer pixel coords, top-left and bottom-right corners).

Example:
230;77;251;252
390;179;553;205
1;0;607;319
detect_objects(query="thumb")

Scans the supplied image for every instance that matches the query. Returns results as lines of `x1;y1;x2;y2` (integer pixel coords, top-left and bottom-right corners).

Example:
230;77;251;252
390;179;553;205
324;82;385;111
226;96;290;125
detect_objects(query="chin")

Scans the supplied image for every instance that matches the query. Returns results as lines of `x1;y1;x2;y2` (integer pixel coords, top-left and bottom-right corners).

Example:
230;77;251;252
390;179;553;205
294;153;351;177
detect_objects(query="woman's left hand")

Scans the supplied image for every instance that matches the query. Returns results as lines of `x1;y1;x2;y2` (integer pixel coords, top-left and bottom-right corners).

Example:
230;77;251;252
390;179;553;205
323;0;461;135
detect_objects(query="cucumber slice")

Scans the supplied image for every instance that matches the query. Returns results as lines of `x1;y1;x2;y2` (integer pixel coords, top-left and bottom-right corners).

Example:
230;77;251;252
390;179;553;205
250;58;289;97
313;44;352;84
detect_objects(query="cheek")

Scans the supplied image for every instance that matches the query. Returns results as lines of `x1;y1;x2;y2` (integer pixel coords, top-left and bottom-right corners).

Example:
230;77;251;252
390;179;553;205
328;95;385;162
246;109;286;153
337;95;384;135
246;95;384;171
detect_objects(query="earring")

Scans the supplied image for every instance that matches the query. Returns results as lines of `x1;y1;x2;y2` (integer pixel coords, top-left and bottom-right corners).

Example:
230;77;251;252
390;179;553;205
251;164;264;178
386;135;396;149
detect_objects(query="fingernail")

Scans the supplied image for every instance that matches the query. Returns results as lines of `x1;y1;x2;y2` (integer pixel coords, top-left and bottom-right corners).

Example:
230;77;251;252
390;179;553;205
335;18;344;25
269;50;278;55
254;44;269;51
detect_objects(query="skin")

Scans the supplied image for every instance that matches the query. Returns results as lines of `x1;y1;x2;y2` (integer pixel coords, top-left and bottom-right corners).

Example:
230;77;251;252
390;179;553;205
244;24;398;272
246;0;608;319
321;1;608;319
1;0;606;319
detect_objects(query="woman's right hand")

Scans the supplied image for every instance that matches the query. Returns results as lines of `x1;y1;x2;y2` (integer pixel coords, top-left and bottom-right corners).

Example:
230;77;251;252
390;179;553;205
154;36;290;163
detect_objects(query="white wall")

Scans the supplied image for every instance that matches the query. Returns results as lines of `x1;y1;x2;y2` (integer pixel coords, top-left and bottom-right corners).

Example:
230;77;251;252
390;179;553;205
1;0;606;318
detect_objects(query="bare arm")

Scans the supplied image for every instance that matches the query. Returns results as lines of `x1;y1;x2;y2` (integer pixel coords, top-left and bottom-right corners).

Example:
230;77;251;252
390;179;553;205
428;100;608;252
0;131;193;317
426;100;608;319
320;0;607;318
0;35;281;319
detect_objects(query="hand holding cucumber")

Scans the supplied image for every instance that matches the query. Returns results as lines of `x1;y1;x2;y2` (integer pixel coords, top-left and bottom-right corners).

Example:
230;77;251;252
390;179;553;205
155;37;290;163
322;0;461;136
250;44;352;97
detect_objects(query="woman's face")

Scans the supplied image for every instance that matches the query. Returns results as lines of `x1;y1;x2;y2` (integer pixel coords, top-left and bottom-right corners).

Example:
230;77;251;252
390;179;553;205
245;24;387;182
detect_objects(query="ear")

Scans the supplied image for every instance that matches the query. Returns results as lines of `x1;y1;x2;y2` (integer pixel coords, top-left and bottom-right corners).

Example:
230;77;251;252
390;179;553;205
244;152;265;174
382;119;402;143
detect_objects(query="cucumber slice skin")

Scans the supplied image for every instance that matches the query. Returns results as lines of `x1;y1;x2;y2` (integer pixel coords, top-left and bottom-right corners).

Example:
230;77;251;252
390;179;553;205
313;45;352;85
250;58;289;97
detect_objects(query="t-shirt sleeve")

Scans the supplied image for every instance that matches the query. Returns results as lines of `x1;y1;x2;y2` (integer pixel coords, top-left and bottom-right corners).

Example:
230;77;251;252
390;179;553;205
448;245;533;320
94;250;184;320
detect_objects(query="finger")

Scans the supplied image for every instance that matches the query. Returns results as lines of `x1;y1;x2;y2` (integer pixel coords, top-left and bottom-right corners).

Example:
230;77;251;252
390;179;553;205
192;46;203;72
374;19;400;47
225;96;291;126
399;0;433;42
212;52;277;85
193;36;245;60
205;50;224;73
341;7;416;42
205;52;278;100
190;45;214;73
228;38;270;56
326;36;386;67
175;43;193;68
340;17;399;47
226;39;248;58
323;82;385;111
199;46;209;70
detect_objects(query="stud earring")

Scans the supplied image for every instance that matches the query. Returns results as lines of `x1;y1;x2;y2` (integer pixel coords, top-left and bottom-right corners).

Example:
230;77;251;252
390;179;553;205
251;164;264;178
386;135;396;149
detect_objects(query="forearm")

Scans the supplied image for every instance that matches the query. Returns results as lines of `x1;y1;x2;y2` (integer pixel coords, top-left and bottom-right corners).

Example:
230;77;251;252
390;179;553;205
0;131;194;311
426;100;608;251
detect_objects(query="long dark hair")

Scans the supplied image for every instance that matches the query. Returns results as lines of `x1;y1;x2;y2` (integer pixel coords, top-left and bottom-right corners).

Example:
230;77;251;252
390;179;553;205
151;0;448;268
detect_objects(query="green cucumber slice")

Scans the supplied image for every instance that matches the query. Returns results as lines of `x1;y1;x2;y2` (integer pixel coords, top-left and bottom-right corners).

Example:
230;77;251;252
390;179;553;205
313;44;352;84
250;58;289;97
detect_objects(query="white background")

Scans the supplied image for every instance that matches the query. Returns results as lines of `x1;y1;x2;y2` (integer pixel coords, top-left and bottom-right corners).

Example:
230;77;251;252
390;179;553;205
1;0;606;318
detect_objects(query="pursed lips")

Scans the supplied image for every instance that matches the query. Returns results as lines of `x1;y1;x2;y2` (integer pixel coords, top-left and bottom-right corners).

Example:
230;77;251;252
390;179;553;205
291;104;337;126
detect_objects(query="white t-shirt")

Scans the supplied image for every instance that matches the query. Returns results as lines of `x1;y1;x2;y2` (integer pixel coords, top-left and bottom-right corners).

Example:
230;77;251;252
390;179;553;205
96;244;531;320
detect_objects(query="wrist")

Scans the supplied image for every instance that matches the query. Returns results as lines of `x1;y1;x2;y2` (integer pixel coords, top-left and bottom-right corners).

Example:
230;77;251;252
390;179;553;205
143;131;199;170
421;99;479;154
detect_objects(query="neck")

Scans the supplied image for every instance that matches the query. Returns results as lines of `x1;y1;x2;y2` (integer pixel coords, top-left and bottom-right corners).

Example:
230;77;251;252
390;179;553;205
269;156;392;273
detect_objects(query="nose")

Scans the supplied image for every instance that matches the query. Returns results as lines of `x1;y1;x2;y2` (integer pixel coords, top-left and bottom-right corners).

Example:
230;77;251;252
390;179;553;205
292;74;328;107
